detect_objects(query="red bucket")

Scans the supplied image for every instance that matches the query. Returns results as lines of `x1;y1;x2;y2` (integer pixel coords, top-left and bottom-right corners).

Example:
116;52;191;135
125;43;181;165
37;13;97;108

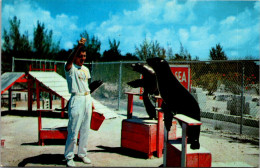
90;111;105;131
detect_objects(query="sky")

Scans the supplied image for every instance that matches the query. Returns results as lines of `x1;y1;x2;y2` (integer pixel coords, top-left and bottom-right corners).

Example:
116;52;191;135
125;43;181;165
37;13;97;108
1;0;260;60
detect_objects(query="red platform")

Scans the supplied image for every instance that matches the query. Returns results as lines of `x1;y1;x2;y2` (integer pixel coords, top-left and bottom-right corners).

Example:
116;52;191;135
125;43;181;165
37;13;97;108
37;109;74;146
121;118;177;158
121;92;180;158
37;108;102;146
166;142;212;167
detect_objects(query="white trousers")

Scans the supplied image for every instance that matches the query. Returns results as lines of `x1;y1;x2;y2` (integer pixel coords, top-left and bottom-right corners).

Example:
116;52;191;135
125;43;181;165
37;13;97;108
64;94;92;160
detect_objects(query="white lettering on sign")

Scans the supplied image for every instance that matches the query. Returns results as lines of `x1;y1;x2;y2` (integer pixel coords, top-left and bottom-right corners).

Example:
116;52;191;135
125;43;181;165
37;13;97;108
175;71;187;83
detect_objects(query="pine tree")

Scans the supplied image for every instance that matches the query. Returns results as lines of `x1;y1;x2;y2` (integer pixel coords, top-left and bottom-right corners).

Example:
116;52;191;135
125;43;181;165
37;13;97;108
209;43;227;60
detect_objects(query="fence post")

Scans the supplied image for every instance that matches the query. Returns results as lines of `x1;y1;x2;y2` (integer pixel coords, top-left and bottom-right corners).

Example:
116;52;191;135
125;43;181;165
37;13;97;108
54;62;57;72
42;64;45;71
240;63;245;134
117;62;122;110
12;57;15;72
91;61;94;83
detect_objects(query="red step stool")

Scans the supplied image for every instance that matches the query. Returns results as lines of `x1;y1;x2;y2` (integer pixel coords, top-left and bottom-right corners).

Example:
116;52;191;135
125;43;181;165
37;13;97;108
166;142;212;167
162;114;212;167
121;118;177;158
121;92;179;158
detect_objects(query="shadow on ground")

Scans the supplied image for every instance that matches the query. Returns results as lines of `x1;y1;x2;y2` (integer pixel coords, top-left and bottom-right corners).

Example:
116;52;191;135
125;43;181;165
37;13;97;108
1;110;68;118
17;145;154;167
22;139;67;146
88;145;154;159
18;154;66;167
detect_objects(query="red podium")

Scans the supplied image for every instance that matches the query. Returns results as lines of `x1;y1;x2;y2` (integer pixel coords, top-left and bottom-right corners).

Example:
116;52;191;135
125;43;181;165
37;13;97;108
164;114;212;167
121;92;178;158
166;143;212;167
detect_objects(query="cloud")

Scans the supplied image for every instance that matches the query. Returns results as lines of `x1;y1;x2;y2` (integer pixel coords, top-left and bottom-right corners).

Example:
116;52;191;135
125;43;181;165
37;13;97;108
107;25;122;34
163;0;197;24
220;16;236;29
167;1;259;60
85;22;97;32
122;0;164;24
217;2;260;58
254;1;260;11
178;29;189;43
2;0;259;60
64;41;74;49
88;0;199;55
2;0;80;49
154;28;173;45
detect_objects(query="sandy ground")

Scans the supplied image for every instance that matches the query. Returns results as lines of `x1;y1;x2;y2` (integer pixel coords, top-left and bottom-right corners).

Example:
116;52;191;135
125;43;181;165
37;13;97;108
0;101;259;167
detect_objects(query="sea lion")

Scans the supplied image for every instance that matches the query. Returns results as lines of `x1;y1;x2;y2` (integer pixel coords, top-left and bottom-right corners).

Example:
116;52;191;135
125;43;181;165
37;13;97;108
127;63;159;119
146;57;201;149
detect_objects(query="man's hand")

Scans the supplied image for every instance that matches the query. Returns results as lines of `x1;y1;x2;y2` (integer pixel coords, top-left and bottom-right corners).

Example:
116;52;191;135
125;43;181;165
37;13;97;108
78;37;86;46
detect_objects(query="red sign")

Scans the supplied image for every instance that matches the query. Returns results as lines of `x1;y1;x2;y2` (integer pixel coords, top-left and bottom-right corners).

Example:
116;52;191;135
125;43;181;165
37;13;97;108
140;65;191;99
170;65;191;92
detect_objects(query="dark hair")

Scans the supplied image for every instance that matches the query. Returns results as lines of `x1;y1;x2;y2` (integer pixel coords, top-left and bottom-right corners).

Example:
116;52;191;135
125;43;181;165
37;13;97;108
78;45;87;53
76;46;87;57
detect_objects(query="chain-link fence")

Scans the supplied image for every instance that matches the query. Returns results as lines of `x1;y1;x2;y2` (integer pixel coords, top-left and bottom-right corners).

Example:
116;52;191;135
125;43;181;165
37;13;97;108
11;58;259;137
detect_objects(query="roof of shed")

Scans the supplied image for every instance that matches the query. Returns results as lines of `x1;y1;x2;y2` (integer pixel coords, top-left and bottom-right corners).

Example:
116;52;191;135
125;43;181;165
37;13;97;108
1;72;25;94
29;71;71;101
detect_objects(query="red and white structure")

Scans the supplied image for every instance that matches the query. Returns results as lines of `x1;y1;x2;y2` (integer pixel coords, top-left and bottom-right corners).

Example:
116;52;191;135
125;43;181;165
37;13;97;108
1;64;70;117
1;64;70;145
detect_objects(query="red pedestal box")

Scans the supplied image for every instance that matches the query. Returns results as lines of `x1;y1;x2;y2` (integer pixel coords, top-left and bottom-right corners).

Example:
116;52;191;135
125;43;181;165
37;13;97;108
166;141;212;167
121;118;177;158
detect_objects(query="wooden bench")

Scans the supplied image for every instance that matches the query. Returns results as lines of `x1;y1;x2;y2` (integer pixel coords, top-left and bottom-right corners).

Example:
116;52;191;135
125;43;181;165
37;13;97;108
37;107;104;146
37;109;74;146
121;92;178;158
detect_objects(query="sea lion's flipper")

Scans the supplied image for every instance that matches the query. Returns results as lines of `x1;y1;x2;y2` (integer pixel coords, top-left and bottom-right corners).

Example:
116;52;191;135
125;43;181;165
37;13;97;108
161;101;173;131
127;79;144;88
190;139;200;149
142;92;157;119
188;125;201;149
90;80;103;93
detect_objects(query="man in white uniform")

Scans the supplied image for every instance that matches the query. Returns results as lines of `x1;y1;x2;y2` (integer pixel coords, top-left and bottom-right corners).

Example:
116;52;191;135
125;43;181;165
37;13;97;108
64;38;92;167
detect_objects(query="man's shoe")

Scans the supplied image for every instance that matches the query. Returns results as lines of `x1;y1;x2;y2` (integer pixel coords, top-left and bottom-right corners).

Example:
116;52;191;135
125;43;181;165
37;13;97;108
66;159;76;167
81;156;91;164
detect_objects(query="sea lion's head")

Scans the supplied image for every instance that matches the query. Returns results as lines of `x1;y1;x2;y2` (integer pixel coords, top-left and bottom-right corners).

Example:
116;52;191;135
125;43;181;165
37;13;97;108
131;63;155;74
146;57;168;71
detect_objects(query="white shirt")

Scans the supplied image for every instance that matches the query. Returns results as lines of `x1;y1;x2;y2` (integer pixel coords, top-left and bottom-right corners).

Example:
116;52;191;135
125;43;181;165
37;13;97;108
64;63;91;93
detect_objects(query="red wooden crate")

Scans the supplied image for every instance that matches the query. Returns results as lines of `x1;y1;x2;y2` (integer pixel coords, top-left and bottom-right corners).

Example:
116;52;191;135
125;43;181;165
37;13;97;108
121;118;177;158
166;141;212;167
